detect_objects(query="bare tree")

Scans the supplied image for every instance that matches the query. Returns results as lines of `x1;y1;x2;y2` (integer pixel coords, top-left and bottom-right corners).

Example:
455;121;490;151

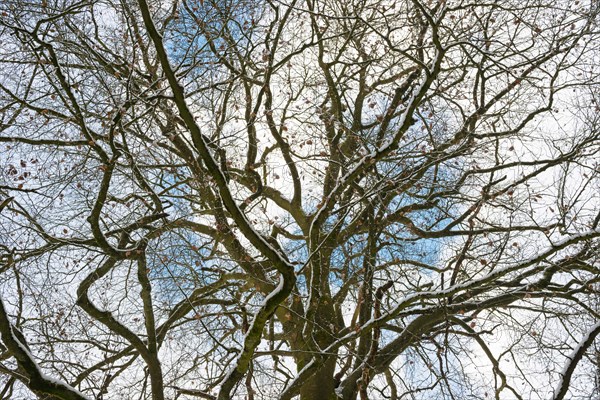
1;0;600;399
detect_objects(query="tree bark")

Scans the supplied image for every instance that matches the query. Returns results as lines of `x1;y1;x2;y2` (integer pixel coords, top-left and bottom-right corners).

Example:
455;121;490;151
299;356;338;400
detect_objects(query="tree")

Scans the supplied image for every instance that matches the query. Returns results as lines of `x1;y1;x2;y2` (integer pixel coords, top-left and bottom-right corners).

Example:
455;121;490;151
1;0;600;398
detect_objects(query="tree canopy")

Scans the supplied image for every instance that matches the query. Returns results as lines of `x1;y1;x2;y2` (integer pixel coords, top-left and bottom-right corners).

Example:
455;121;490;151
1;0;600;399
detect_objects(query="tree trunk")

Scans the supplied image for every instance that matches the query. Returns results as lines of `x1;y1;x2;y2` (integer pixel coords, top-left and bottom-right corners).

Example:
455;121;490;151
299;294;339;400
299;356;338;400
